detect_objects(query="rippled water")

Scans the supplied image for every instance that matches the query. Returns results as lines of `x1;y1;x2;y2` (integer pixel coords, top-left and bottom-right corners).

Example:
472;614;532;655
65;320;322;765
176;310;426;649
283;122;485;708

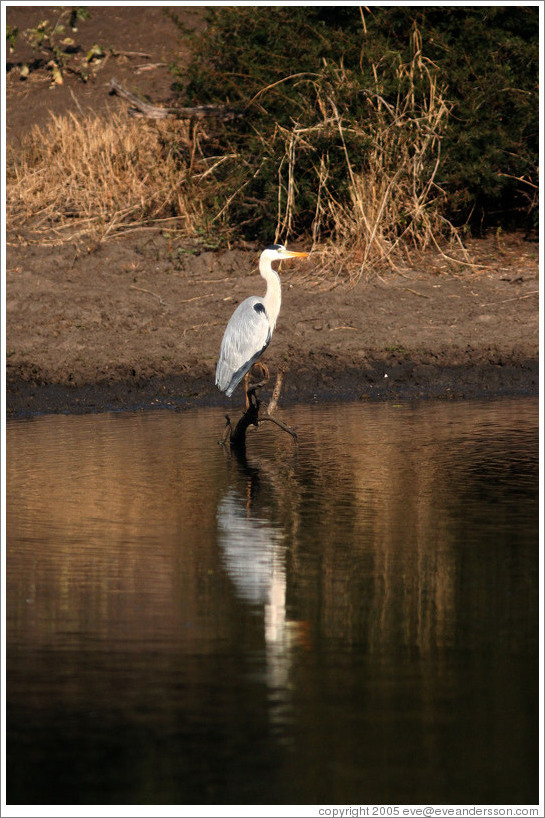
6;398;539;805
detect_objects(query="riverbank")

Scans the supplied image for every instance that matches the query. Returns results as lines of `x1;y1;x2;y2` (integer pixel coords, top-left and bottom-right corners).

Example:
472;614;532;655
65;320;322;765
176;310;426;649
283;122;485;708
6;232;539;418
5;359;539;418
5;6;539;418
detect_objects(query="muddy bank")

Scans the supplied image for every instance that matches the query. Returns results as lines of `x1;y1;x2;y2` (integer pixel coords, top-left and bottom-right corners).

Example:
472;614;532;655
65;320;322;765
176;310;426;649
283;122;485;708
5;232;539;417
6;354;539;418
5;7;539;418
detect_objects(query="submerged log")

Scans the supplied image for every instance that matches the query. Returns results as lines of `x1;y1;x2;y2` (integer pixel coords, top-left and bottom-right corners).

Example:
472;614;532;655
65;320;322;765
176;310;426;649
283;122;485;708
220;370;297;452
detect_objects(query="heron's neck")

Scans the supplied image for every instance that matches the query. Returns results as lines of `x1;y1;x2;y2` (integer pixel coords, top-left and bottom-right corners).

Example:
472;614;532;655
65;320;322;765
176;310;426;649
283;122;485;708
260;258;282;330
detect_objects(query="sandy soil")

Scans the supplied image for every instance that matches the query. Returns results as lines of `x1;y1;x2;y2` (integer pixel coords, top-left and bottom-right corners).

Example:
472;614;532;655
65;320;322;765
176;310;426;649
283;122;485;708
5;6;540;416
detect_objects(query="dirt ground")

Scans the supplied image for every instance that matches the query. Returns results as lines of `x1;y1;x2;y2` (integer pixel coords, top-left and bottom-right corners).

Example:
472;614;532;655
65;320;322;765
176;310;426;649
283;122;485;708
5;6;540;417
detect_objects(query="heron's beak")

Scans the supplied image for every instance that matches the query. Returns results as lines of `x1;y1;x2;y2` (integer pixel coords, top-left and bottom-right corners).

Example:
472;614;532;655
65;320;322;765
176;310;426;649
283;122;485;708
282;249;309;258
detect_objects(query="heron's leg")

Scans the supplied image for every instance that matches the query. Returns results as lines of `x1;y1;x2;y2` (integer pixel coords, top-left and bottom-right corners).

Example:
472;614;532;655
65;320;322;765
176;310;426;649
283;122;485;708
245;363;270;409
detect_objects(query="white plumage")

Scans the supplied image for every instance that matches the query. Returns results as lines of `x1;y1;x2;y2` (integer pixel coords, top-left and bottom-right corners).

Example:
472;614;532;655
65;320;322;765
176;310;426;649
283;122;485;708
215;244;308;397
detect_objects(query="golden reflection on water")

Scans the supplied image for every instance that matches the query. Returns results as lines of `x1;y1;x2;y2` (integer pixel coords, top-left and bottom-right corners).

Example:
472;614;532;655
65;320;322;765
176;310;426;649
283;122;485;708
6;397;538;804
7;399;537;653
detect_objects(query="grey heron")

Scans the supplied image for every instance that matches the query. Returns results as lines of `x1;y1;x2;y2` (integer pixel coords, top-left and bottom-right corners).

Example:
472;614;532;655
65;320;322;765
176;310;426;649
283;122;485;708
215;244;309;398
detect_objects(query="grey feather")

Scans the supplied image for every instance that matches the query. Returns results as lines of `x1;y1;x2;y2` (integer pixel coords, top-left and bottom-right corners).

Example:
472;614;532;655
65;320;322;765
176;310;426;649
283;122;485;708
215;296;271;396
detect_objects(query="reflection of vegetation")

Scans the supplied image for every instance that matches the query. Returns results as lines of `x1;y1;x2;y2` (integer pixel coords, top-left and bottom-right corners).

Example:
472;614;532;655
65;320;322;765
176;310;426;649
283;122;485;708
171;6;538;247
8;401;537;658
7;401;538;803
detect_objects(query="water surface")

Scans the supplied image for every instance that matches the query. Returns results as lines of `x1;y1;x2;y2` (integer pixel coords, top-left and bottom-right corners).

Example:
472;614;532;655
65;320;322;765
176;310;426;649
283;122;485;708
6;398;539;805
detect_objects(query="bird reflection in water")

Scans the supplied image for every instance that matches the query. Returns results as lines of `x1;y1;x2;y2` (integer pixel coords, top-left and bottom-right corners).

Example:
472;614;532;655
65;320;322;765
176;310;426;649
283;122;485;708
216;448;308;741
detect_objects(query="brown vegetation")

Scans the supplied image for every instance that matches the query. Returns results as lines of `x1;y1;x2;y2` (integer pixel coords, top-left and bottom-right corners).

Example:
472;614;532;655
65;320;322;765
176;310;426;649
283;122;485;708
5;5;539;414
6;112;211;245
6;45;473;284
279;31;472;283
6;20;472;283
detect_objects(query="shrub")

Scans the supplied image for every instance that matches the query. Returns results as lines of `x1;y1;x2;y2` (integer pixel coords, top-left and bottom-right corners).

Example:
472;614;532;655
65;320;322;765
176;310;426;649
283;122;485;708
170;5;538;253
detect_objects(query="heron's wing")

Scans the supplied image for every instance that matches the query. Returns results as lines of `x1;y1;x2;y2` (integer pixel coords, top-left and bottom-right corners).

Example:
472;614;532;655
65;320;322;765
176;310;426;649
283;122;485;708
216;297;271;396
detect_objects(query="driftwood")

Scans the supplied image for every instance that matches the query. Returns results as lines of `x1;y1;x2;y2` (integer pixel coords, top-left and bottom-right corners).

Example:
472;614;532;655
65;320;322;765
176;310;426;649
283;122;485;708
109;78;240;121
221;370;297;452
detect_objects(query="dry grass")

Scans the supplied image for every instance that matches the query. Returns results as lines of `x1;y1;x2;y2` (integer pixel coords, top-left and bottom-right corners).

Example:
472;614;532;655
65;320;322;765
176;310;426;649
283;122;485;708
6;26;479;281
273;27;476;283
6;112;214;245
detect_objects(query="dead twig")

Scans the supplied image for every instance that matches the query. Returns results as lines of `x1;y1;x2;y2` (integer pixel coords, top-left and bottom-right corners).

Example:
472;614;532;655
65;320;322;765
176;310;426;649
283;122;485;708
184;321;222;334
221;415;233;444
130;284;166;305
403;287;430;299
259;416;298;441
179;294;216;304
109;78;240;121
111;50;153;59
480;290;538;307
219;368;297;450
135;63;167;72
266;370;284;415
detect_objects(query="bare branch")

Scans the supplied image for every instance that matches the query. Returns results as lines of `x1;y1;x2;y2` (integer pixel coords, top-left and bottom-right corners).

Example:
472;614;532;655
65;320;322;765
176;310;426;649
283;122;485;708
259;416;298;441
266;370;284;415
219;368;297;450
109;78;240;121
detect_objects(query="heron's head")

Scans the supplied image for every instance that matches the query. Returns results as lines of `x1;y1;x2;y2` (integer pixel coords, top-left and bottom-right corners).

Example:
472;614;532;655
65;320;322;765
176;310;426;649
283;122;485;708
262;244;309;264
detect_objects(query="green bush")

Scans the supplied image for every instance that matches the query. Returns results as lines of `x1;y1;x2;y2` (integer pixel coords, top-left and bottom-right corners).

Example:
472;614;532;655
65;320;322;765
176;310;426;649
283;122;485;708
392;6;539;228
170;6;538;244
